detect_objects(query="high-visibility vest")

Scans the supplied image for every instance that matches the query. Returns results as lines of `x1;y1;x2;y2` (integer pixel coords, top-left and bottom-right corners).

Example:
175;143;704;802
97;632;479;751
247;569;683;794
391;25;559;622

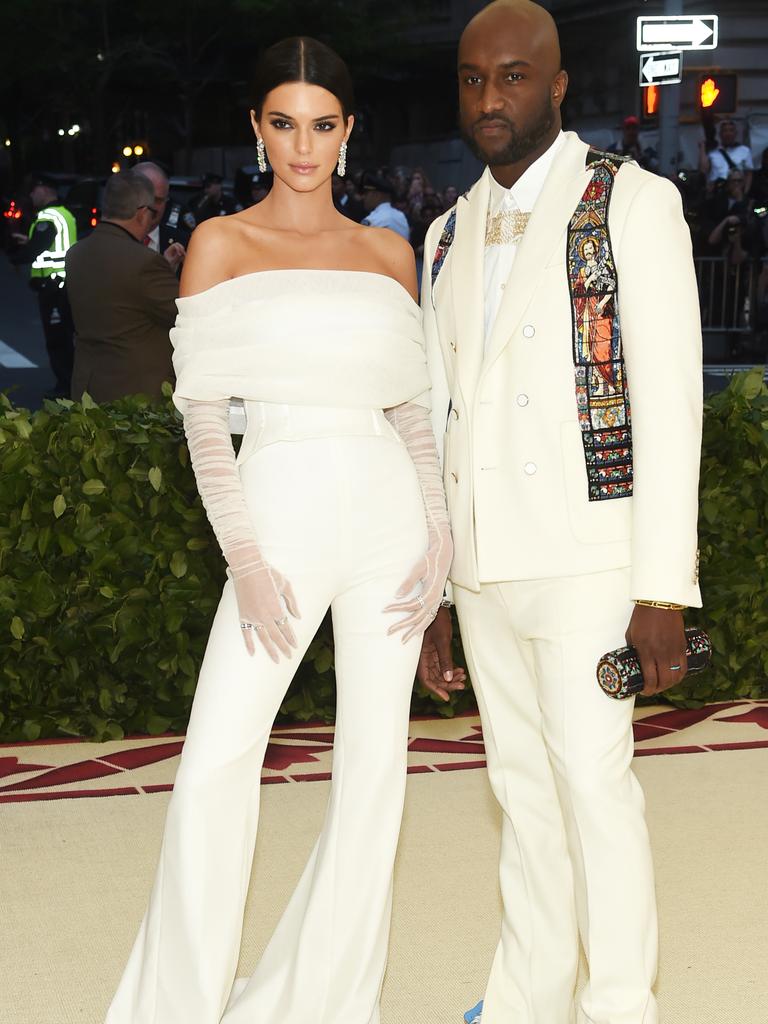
29;205;77;281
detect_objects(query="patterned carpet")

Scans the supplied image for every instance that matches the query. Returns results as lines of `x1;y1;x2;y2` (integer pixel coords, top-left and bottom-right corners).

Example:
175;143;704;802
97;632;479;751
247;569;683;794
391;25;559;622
1;702;767;1024
2;699;767;803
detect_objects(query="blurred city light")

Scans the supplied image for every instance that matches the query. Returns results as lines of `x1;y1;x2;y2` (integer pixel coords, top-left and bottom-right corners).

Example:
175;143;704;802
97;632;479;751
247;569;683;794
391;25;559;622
122;145;133;156
111;162;121;173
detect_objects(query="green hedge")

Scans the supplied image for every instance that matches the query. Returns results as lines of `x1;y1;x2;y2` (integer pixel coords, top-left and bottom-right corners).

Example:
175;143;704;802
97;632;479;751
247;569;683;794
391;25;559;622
0;387;473;742
0;370;766;742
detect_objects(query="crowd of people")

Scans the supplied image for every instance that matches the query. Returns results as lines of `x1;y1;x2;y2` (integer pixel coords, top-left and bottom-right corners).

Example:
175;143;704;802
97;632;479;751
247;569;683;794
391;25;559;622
6;112;768;403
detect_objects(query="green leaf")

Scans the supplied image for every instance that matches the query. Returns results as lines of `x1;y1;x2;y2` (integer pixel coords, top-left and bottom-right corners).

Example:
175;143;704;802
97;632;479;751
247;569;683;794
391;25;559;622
83;478;105;496
99;585;115;599
314;648;333;674
148;466;163;492
170;550;188;578
22;720;41;741
10;616;25;640
53;494;67;518
146;713;172;735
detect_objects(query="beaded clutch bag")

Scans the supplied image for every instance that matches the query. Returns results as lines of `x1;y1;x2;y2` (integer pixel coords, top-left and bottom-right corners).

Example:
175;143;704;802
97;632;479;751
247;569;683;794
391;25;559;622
597;627;712;700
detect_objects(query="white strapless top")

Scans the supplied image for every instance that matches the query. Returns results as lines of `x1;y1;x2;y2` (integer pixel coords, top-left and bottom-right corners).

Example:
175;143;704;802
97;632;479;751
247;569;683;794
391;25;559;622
170;269;430;415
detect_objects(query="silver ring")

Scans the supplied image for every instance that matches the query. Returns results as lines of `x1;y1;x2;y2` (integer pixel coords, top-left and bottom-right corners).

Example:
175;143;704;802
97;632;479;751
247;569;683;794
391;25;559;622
240;621;254;631
416;595;425;609
669;664;681;671
275;616;288;626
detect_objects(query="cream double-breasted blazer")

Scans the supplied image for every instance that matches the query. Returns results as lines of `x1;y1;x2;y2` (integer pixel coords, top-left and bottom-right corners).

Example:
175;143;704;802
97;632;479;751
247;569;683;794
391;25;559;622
421;131;702;606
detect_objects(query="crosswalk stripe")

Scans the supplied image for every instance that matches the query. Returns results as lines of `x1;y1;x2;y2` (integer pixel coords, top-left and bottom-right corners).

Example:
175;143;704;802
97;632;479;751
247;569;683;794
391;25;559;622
0;340;38;369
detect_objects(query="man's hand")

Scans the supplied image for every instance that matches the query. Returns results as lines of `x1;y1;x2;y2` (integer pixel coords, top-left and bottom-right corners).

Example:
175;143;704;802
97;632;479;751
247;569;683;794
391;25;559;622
163;242;186;270
416;606;467;702
625;604;687;697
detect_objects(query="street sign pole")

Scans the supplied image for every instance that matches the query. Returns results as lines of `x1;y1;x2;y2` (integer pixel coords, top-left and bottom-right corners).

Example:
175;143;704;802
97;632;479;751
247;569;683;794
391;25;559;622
656;0;683;179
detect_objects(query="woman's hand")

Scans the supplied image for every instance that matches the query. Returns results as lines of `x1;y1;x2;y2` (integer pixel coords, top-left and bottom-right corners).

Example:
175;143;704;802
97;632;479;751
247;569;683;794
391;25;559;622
234;563;301;662
384;524;453;643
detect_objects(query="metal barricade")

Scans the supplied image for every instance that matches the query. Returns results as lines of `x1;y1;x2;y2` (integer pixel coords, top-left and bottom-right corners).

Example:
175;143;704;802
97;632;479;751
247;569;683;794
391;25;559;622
694;256;758;333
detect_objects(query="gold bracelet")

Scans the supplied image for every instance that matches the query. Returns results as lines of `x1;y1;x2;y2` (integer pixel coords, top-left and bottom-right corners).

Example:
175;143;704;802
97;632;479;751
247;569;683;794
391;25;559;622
634;599;687;611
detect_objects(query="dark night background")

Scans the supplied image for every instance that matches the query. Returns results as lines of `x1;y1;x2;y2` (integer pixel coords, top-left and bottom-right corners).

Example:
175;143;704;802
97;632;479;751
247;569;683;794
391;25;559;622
1;0;766;188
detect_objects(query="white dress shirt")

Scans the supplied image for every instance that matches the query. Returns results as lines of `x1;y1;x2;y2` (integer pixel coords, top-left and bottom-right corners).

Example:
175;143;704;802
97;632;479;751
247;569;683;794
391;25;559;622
146;225;160;252
484;131;565;347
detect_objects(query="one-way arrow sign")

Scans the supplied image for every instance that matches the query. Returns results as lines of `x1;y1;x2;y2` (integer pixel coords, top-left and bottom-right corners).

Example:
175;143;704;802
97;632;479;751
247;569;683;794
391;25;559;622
637;15;718;52
639;50;683;87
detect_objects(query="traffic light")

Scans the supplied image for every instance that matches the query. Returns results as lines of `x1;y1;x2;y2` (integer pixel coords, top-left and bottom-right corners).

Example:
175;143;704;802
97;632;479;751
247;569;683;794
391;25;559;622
698;72;737;115
641;84;659;122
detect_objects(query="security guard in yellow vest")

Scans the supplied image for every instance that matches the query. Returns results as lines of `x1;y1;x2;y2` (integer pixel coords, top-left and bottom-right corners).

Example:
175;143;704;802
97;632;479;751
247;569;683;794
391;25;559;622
10;174;77;397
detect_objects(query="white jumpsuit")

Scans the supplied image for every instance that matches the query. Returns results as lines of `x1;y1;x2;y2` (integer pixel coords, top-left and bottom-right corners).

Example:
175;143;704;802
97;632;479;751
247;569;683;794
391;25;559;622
105;270;435;1024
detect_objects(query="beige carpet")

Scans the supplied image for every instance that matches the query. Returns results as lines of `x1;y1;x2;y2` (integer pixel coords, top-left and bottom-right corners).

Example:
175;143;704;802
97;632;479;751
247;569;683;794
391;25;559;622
1;706;767;1024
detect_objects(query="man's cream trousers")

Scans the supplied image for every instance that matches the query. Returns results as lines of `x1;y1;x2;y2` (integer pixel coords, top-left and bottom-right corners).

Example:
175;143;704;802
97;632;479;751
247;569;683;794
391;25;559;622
455;568;658;1024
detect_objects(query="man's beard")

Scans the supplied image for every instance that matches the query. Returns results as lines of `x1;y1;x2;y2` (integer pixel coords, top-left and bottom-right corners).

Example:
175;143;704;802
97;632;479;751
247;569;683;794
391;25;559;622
462;95;555;167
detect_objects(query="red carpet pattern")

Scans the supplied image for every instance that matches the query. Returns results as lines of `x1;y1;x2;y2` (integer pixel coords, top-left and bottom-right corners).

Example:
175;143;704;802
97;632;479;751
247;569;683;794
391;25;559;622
1;700;766;804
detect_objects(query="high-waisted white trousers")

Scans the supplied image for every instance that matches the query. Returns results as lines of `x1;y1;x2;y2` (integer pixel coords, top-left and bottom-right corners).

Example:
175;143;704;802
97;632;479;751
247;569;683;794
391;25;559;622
455;569;658;1024
105;407;427;1024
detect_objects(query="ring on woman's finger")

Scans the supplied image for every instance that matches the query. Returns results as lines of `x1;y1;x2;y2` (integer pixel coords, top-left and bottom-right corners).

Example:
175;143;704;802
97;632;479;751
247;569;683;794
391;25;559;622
240;621;254;631
416;595;425;608
275;616;288;627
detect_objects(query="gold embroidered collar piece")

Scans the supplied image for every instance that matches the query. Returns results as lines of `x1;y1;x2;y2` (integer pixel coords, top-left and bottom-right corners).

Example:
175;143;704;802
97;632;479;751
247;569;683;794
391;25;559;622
485;208;531;247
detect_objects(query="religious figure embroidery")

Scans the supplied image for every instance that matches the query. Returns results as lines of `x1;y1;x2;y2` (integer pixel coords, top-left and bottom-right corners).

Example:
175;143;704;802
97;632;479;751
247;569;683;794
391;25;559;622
568;150;633;501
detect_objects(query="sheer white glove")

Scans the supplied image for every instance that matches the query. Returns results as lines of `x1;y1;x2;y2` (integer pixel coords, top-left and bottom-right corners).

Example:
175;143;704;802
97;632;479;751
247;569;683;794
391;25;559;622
232;561;300;661
383;402;452;643
183;400;301;661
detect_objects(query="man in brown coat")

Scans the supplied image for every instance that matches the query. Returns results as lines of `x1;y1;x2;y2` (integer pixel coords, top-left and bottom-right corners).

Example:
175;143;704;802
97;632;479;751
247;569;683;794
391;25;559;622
67;170;184;403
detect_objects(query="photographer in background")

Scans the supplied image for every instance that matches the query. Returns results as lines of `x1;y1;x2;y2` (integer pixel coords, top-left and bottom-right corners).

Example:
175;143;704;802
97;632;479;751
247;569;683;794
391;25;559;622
706;169;764;262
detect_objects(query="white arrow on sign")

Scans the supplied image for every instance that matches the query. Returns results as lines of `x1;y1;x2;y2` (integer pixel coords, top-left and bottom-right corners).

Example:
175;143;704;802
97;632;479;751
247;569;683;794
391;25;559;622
637;15;718;52
639;51;683;87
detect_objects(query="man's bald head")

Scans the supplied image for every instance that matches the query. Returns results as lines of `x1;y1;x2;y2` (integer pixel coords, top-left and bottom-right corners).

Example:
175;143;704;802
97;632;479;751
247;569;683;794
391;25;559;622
457;0;567;182
461;0;562;73
133;161;169;231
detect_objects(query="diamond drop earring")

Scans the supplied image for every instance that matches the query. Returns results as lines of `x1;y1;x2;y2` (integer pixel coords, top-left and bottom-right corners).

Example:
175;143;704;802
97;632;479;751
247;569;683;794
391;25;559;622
337;141;347;177
257;138;267;174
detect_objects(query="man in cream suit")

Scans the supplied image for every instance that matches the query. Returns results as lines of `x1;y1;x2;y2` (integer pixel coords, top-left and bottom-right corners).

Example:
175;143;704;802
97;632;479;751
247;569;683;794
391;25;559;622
417;2;702;1022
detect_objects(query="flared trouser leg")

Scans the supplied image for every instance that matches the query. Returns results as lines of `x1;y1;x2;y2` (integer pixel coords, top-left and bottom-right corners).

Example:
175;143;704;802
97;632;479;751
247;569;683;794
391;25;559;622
225;569;421;1024
104;577;333;1024
105;433;427;1024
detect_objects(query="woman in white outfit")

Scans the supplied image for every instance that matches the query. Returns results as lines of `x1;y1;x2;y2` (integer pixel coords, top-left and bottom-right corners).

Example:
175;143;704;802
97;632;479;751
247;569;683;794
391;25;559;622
104;36;457;1024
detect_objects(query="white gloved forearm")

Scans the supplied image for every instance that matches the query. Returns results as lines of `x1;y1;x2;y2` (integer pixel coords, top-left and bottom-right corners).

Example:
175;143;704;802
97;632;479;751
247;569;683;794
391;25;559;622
183;399;300;660
384;401;452;641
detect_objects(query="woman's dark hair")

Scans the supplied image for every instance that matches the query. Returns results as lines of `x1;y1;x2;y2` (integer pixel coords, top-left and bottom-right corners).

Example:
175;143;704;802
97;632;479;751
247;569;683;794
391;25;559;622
252;36;354;120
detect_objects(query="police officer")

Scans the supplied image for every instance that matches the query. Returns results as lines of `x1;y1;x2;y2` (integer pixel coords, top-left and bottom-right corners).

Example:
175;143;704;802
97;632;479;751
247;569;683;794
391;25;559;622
10;173;77;397
185;171;237;226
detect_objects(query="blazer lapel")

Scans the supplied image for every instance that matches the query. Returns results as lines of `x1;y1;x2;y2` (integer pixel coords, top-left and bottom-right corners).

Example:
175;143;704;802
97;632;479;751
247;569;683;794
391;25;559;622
482;133;590;373
450;168;491;399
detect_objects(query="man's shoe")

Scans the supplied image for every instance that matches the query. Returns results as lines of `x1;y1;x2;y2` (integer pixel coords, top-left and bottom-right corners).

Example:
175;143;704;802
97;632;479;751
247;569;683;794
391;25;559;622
464;1000;483;1023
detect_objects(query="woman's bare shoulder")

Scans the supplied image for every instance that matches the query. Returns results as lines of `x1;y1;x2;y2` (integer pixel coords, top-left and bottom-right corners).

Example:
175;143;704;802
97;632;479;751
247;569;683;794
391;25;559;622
359;226;417;301
179;215;259;297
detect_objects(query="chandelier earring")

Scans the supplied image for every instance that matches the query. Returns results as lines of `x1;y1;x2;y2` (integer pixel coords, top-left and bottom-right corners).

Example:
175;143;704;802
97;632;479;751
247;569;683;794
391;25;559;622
337;140;348;177
257;137;267;174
